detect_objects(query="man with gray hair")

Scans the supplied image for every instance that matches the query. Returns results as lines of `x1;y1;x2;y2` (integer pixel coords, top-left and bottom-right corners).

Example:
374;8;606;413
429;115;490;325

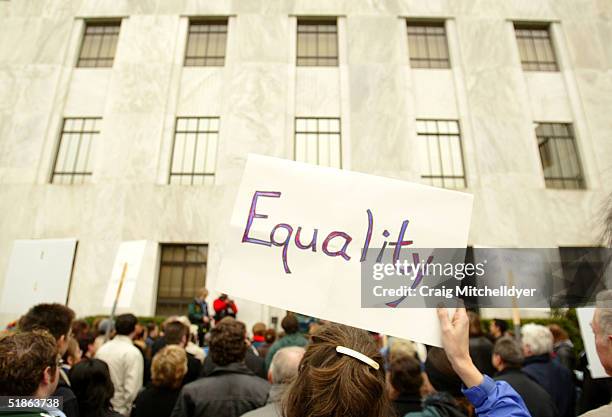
492;337;557;417
242;346;305;417
521;323;575;417
580;289;612;417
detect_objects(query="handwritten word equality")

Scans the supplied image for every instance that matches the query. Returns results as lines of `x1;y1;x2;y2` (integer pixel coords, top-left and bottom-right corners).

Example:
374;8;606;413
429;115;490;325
241;191;414;273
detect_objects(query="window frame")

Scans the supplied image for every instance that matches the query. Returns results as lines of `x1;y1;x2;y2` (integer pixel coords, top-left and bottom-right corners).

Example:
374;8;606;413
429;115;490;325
416;118;467;189
513;23;559;72
51;117;102;185
294;117;342;168
296;18;339;67
184;18;228;67
155;243;208;316
77;20;122;68
169;116;220;186
535;122;585;189
406;20;451;69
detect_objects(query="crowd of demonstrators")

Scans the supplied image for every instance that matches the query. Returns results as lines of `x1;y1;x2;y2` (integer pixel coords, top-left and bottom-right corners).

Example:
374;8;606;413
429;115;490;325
94;313;144;416
256;328;277;358
491;336;557;417
467;312;495;376
132;346;188;417
264;313;308;371
521;323;576;417
2;287;612;417
171;317;271;417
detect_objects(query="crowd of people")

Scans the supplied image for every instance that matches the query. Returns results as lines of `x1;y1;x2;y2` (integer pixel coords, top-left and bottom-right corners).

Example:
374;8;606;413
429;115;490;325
0;289;611;417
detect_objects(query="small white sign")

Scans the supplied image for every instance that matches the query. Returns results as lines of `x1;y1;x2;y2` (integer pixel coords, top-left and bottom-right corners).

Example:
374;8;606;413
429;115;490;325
217;155;473;346
103;241;147;309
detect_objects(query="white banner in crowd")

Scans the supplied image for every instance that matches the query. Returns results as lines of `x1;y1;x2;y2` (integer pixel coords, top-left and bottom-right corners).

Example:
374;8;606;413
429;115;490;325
103;240;148;309
217;155;473;346
577;307;608;379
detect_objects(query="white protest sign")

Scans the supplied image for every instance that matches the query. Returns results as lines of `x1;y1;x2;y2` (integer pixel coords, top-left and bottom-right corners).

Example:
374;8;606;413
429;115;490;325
103;241;147;309
577;307;608;379
217;155;473;346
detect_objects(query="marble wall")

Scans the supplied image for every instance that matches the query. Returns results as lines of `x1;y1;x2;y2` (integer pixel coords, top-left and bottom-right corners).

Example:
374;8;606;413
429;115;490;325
0;0;611;328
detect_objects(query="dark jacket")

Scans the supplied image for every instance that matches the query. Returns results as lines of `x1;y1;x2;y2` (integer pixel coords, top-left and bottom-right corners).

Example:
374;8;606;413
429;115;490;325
171;362;270;417
553;341;576;370
131;385;181;417
523;354;576;417
392;393;422;416
469;336;495;376
405;392;467;417
54;372;79;417
494;367;558;417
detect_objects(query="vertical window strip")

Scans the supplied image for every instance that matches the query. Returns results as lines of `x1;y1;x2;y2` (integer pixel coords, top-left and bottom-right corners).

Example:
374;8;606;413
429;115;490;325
295;117;342;168
77;22;121;68
185;20;228;66
297;20;339;66
407;22;450;69
535;123;584;189
417;120;466;188
52;118;101;185
170;117;219;185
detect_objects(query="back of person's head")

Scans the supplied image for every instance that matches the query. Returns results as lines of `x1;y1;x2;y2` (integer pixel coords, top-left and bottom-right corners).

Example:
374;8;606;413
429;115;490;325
264;328;277;344
71;319;90;340
467;311;483;337
152;345;188;389
388;338;417;362
70;358;115;417
164;321;189;346
270;346;305;385
492;319;509;334
425;347;463;397
388;354;422;396
0;330;59;396
18;303;75;341
209;317;247;366
283;323;391;417
147;322;158;335
197;288;209;299
521;323;553;356
281;314;299;335
493;337;524;369
253;322;266;337
548;324;569;343
63;336;82;366
114;313;138;336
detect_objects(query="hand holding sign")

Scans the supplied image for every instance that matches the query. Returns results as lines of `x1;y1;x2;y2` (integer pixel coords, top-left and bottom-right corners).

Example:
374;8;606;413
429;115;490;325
217;155;473;346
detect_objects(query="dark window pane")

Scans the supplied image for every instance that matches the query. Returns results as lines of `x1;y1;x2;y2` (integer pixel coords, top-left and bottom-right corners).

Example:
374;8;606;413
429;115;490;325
77;22;121;68
185;20;228;66
170;117;219;185
407;21;450;69
535;122;584;189
417;119;466;189
51;118;101;184
514;24;558;71
297;19;338;66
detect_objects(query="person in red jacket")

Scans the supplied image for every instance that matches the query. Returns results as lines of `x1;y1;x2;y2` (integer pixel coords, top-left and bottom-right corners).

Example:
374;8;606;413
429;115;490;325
213;294;238;323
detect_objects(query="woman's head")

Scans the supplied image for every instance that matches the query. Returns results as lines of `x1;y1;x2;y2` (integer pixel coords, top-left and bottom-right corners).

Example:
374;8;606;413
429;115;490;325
283;323;391;417
70;358;115;417
152;345;188;389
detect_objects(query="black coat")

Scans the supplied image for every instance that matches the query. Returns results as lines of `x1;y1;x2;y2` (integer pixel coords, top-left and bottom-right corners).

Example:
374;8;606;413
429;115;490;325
494;368;559;417
469;336;495;376
171;362;270;417
392;393;422;416
523;354;576;417
201;349;266;379
132;386;181;417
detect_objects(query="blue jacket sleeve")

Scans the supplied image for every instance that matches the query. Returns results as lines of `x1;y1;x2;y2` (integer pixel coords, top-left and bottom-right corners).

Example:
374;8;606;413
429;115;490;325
462;375;531;417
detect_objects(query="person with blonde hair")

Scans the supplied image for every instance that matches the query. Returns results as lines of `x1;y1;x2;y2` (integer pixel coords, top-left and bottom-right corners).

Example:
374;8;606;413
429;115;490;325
132;345;188;417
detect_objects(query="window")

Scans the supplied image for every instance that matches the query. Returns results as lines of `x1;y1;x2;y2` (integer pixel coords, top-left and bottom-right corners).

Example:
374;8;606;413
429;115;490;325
514;24;558;71
295;118;341;168
536;123;584;189
406;21;450;69
156;244;208;316
184;19;227;66
170;117;219;185
417;120;466;188
51;118;101;184
77;21;121;68
297;19;338;66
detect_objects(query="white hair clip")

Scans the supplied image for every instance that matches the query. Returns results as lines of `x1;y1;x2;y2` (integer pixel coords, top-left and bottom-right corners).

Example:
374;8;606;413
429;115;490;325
336;346;380;370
